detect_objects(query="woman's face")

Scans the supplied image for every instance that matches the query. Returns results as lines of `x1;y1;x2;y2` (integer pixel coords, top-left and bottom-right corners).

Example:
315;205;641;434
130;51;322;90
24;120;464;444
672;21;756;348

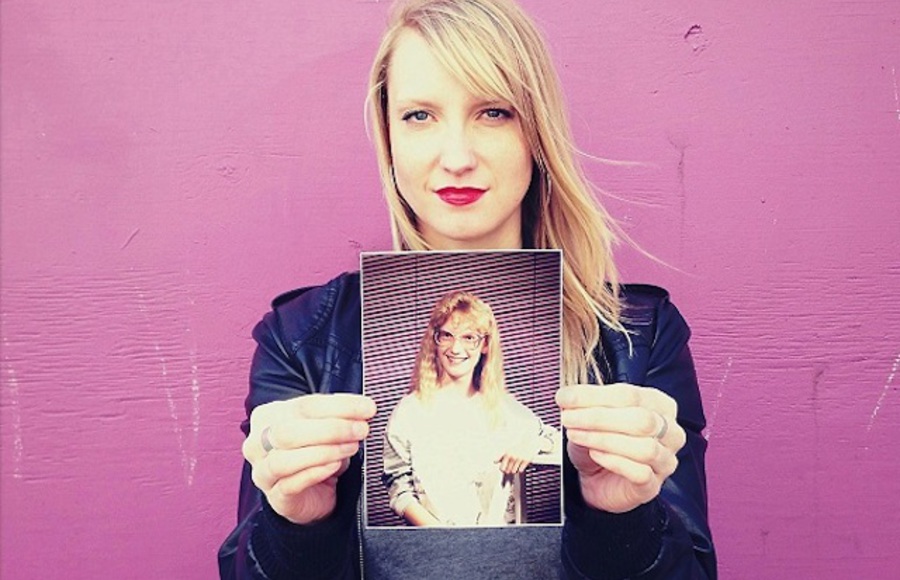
435;314;488;383
387;29;533;250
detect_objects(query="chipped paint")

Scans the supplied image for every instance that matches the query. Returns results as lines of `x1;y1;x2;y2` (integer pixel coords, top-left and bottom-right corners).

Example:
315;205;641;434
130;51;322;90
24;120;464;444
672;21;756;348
703;356;732;441
2;337;24;480
892;66;899;122
867;353;900;435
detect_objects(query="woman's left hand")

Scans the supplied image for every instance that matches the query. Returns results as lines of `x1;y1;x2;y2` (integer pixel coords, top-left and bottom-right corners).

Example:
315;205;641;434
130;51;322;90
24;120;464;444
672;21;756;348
556;383;686;513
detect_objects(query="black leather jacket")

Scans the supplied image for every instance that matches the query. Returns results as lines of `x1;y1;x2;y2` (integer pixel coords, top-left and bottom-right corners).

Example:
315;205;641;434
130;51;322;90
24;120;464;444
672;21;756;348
219;273;716;579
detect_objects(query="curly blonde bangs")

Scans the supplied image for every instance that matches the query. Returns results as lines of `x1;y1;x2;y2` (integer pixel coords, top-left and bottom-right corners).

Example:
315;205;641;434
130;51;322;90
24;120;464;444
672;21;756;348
410;291;508;423
369;0;627;386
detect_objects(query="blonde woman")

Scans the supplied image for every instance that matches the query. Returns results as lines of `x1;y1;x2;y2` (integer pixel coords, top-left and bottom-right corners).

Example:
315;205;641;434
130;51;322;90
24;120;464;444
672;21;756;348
382;291;559;527
221;0;716;578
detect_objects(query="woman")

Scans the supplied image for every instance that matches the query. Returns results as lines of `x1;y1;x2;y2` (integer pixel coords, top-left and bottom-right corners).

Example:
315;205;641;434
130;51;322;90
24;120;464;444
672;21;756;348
219;0;716;578
381;290;560;527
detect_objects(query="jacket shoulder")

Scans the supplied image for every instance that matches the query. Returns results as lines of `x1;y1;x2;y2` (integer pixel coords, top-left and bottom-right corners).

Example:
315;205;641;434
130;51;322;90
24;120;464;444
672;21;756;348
618;284;677;338
619;283;669;314
265;271;361;355
271;271;361;309
608;284;691;366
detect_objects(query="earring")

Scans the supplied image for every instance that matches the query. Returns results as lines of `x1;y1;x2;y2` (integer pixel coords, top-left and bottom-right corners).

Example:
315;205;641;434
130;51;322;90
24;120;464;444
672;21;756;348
543;170;553;207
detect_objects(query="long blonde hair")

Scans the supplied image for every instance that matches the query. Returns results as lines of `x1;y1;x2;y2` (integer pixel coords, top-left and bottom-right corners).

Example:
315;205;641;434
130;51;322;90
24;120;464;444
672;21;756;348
411;291;507;421
368;0;625;384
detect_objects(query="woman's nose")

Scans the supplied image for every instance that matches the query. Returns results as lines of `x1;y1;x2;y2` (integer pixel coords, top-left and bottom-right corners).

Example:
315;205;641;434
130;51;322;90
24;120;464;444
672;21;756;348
439;126;477;174
446;336;468;352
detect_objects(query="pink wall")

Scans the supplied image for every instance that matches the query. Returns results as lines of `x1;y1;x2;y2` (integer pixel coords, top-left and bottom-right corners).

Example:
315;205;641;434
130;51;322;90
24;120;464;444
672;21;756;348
1;0;898;578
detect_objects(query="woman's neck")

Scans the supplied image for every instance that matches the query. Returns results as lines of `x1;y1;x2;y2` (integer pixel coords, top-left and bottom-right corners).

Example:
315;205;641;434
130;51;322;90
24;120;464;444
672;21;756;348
422;222;524;251
438;374;476;397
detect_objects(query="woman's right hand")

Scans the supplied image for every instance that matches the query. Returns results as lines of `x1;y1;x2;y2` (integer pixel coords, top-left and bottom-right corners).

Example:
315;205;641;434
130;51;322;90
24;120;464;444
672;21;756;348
242;393;377;524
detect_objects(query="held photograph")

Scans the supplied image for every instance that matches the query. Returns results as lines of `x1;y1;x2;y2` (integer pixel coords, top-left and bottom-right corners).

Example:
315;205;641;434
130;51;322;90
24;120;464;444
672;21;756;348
361;250;563;528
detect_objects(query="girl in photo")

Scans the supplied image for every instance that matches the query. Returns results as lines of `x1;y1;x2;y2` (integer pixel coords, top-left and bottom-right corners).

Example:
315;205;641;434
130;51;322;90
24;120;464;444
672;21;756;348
382;290;560;526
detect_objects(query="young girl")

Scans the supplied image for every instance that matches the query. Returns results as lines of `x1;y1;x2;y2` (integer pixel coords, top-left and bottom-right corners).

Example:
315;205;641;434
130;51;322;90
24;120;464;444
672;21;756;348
220;0;716;577
382;290;559;526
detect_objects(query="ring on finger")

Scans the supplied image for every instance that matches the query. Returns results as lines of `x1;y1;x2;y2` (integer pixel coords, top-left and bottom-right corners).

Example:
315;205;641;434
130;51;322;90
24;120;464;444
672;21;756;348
653;412;669;441
261;426;276;454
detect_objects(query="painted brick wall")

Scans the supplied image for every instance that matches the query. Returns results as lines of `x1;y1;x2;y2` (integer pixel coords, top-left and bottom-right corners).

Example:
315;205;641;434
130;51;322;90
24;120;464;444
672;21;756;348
2;1;898;578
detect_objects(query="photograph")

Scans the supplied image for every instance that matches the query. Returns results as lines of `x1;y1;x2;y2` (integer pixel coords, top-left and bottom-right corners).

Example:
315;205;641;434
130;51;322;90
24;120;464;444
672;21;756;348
361;250;562;527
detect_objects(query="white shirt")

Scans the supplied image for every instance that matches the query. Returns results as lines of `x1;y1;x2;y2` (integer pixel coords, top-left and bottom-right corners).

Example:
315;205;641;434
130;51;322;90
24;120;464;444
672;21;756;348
383;391;549;526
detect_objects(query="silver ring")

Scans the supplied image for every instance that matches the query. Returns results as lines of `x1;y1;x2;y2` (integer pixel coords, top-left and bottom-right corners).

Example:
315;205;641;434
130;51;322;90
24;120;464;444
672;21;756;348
654;413;669;440
261;426;276;453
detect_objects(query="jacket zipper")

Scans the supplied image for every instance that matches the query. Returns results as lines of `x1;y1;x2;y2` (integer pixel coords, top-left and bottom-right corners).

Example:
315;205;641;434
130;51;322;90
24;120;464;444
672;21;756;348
357;493;365;579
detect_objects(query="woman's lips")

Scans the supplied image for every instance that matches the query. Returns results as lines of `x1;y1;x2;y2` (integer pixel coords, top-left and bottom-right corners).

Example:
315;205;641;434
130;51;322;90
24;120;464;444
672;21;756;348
435;187;486;206
445;353;468;365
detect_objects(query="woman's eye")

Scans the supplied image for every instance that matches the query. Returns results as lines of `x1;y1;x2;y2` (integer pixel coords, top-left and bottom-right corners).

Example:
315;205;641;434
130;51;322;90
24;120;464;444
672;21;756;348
483;108;513;120
402;110;431;122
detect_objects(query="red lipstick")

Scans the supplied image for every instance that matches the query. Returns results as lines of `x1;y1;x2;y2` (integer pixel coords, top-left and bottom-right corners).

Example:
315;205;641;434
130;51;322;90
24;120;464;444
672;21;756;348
436;187;486;206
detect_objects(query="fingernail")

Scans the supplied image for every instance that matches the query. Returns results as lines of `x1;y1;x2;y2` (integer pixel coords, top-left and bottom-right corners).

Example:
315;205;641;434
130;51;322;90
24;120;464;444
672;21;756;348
555;389;572;407
352;421;368;438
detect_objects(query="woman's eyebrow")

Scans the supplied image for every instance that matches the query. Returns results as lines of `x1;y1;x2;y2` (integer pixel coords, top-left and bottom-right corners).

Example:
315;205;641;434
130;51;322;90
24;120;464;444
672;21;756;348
391;98;440;111
475;98;509;107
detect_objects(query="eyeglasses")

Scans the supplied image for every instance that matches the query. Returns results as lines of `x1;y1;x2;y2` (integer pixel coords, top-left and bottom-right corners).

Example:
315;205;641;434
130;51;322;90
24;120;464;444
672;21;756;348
434;329;485;350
